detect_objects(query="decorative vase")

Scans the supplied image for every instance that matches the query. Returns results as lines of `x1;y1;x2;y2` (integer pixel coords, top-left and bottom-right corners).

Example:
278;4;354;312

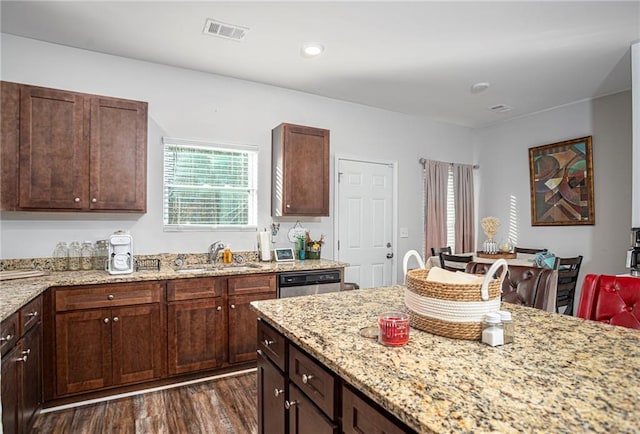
483;238;498;254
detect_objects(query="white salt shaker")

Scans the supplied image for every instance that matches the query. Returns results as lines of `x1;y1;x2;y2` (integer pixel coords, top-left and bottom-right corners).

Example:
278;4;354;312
482;313;504;347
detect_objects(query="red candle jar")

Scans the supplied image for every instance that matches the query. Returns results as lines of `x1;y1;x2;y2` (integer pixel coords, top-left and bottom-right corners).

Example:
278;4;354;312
378;311;410;346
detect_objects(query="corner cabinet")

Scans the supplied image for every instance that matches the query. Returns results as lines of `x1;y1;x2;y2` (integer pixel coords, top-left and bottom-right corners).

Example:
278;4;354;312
1;296;43;434
0;81;147;212
272;123;330;217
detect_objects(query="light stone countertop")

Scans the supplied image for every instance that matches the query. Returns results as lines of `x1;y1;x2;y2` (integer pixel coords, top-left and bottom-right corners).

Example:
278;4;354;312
251;286;640;434
0;258;346;322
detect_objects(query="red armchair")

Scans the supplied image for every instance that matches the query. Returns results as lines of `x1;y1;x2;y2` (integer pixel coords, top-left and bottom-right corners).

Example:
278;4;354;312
576;274;640;330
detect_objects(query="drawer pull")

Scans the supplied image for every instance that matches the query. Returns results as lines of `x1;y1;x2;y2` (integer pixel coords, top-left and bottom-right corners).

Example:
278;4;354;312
284;400;298;410
107;294;115;300
103;318;110;324
22;348;31;356
0;334;13;342
17;354;28;363
302;373;314;384
74;197;81;203
263;339;275;346
92;198;97;203
27;311;39;318
274;388;284;397
112;316;119;322
216;306;222;311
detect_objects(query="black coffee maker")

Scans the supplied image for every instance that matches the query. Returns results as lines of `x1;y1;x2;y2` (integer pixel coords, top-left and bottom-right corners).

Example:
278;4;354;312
628;228;640;277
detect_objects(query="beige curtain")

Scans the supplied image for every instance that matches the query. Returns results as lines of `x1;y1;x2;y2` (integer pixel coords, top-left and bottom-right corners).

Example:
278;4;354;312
423;160;449;258
453;164;475;253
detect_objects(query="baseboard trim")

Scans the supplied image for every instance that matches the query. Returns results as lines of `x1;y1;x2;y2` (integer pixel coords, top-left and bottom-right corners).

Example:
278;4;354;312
40;367;257;414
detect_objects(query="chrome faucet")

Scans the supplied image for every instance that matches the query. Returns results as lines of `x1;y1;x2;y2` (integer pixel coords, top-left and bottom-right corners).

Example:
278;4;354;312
208;241;225;265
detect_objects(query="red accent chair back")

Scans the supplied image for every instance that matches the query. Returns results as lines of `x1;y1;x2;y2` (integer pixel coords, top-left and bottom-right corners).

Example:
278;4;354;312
576;274;640;330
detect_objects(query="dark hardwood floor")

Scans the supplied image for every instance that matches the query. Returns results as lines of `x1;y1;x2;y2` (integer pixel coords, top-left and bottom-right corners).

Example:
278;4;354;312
32;372;258;433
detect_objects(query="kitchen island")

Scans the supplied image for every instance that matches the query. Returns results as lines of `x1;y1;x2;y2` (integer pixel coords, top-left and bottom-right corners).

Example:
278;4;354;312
251;286;640;433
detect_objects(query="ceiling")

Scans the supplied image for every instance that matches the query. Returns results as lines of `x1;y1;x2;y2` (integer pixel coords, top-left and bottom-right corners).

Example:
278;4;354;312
2;1;639;128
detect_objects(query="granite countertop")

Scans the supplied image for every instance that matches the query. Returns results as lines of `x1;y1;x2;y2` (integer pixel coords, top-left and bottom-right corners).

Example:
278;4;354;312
251;286;640;433
0;258;346;322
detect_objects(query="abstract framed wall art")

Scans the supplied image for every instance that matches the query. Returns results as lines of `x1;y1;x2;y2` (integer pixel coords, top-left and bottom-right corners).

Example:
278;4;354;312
528;136;594;226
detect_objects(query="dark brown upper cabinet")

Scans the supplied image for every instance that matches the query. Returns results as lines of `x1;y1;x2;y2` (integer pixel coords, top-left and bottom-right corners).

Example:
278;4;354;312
271;123;330;217
1;81;147;212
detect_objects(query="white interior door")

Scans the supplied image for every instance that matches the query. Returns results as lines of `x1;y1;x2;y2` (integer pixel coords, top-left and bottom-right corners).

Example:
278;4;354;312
336;158;395;289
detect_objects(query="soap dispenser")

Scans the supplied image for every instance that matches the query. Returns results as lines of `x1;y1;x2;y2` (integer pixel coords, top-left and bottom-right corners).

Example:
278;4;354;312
223;244;233;264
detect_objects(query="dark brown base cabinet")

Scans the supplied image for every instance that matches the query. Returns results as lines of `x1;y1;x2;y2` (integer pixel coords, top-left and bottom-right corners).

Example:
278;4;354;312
46;282;165;400
1;296;43;434
167;277;226;375
256;318;414;434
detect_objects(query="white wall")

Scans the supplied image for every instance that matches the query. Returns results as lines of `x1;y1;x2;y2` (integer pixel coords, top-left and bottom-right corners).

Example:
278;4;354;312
0;34;474;283
474;91;633;296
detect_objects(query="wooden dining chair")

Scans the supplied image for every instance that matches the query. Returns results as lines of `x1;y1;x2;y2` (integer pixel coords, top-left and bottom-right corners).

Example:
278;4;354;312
439;253;473;271
514;247;548;254
553;255;583;316
431;246;452;259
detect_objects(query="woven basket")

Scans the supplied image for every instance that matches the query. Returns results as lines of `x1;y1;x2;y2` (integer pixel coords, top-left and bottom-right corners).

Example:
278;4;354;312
404;259;507;340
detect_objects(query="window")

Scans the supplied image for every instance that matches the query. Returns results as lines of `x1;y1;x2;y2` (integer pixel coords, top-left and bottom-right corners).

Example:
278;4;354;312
446;168;456;248
162;137;258;230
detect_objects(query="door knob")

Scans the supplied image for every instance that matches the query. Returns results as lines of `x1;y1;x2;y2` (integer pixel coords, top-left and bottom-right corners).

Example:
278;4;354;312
386;252;394;259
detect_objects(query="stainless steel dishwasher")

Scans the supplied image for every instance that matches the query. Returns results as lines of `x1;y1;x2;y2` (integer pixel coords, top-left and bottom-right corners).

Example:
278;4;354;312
277;269;342;298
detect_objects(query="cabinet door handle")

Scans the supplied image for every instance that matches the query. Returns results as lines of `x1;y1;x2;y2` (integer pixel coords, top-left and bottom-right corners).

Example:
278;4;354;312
103;318;110;324
284;400;298;410
22;348;31;356
0;334;13;342
274;388;284;397
16;354;28;363
112;316;119;322
286;204;291;208
216;306;222;311
302;373;314;384
27;311;39;318
263;339;275;346
230;304;236;309
74;197;80;203
107;294;115;300
91;198;97;203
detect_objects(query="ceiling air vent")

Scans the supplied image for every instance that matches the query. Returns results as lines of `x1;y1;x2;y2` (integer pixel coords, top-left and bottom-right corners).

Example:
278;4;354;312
203;19;249;41
488;104;513;113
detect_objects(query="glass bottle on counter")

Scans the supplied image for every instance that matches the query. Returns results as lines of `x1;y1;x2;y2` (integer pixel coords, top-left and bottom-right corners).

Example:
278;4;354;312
80;241;94;270
93;240;108;270
53;242;69;271
498;310;514;344
68;241;81;271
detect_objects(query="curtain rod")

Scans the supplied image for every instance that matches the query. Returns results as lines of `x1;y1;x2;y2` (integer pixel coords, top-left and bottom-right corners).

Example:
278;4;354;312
419;158;479;169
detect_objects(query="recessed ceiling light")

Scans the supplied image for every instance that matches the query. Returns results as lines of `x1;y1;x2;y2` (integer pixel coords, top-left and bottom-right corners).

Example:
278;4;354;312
470;82;490;94
301;43;324;58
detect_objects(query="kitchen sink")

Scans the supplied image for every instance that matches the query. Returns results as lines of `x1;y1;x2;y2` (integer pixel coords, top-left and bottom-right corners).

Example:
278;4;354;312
175;263;263;273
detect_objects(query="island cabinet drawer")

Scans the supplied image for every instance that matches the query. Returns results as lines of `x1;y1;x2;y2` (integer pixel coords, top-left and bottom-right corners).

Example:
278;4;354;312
0;312;18;356
55;282;163;311
342;385;411;434
20;295;42;333
228;273;276;296
289;345;336;419
167;277;224;301
258;319;287;371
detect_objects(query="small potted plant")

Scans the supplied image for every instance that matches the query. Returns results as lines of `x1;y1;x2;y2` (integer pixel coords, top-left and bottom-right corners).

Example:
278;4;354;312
305;232;324;260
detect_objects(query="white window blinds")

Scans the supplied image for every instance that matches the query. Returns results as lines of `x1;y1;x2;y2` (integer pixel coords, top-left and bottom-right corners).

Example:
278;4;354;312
162;137;258;230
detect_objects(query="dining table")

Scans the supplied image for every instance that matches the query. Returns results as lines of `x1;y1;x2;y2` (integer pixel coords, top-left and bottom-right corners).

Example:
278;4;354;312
426;251;538;269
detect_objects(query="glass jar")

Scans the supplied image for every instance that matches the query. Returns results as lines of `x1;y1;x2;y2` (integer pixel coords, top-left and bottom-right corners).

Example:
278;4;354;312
482;312;504;346
93;240;108;271
483;239;498;254
498;310;514;344
68;241;81;271
52;242;69;271
378;311;410;346
80;241;94;270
